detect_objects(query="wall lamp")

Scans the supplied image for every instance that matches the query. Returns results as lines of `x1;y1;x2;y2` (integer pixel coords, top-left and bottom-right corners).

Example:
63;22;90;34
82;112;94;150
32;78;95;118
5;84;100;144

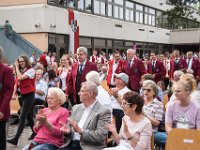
50;24;56;28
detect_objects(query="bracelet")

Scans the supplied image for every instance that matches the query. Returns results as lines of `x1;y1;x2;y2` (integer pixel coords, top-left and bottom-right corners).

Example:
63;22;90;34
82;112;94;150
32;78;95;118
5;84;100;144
127;135;133;141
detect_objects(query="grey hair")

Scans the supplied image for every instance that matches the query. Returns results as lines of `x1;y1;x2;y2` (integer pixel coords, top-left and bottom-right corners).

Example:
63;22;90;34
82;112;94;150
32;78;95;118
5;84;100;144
86;71;100;86
82;81;98;96
77;47;88;55
48;87;66;105
127;48;136;55
142;80;158;97
0;46;4;60
174;70;184;77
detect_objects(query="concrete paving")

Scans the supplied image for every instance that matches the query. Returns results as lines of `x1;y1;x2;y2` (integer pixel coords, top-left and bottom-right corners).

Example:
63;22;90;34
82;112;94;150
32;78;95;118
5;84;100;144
7;124;32;150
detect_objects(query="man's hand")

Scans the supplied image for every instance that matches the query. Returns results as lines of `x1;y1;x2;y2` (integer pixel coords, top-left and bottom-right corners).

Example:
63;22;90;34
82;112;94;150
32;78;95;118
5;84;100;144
68;118;83;134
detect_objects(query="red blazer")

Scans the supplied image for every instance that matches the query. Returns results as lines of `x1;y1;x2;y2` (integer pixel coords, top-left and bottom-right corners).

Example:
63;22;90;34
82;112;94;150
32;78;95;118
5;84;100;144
0;63;14;121
66;61;98;100
170;58;187;79
147;60;166;83
107;59;124;86
122;59;147;91
187;58;199;78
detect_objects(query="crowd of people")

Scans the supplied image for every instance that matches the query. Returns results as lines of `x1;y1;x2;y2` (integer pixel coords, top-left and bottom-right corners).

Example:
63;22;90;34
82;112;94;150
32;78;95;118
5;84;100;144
0;45;200;150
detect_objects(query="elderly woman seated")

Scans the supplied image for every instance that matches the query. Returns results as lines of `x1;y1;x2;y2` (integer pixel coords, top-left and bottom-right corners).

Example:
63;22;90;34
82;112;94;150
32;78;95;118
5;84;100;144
22;87;69;150
103;91;152;150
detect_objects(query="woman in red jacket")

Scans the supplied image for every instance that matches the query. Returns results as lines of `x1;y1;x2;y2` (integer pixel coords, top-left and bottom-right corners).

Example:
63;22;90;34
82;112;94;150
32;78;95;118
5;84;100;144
7;55;36;145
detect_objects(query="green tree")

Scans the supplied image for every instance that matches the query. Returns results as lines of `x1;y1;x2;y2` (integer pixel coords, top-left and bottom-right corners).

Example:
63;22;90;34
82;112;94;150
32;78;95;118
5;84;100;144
165;0;200;28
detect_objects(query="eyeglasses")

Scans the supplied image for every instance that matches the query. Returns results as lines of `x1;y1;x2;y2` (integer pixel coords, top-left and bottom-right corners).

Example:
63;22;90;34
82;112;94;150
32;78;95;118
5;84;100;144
121;101;133;106
142;88;153;92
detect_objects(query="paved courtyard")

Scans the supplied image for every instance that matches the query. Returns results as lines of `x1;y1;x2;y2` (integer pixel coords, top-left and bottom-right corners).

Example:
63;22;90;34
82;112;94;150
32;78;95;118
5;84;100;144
7;124;32;150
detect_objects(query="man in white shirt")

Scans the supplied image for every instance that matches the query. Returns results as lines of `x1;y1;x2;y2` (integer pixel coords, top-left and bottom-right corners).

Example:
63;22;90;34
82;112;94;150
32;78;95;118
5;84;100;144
60;81;111;150
108;73;131;133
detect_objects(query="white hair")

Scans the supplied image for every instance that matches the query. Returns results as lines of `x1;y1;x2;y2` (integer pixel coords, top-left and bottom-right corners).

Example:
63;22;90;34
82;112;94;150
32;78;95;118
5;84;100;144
77;47;88;55
48;87;66;105
82;81;98;96
127;48;136;55
86;71;101;86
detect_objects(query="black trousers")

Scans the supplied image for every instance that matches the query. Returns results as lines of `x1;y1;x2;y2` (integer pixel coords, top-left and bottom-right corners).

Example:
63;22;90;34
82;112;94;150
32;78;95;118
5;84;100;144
113;109;124;133
58;140;82;150
0;120;7;150
13;92;35;141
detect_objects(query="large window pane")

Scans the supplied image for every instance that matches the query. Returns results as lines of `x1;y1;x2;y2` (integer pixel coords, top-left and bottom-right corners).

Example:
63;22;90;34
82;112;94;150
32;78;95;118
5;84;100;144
119;7;123;19
114;6;119;18
126;1;134;8
78;0;84;10
108;4;113;17
135;4;143;23
85;0;92;12
115;0;123;5
100;2;105;15
94;0;100;14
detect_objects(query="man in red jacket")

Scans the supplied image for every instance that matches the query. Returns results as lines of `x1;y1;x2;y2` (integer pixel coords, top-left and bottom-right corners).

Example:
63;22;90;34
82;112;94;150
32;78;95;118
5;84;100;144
107;50;123;88
66;47;98;105
186;51;200;79
147;52;166;83
122;49;146;92
169;49;187;80
0;47;14;150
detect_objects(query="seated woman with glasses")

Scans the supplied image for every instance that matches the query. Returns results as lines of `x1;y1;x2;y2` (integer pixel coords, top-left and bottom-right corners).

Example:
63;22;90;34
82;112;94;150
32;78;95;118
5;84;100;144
142;80;167;148
103;91;152;150
165;79;200;133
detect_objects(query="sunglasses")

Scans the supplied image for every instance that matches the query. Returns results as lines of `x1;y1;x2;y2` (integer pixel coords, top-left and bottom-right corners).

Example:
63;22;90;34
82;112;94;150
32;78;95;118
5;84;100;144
142;88;152;92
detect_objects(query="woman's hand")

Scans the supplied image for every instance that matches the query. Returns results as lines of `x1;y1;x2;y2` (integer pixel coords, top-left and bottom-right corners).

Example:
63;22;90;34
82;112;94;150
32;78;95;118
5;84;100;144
35;109;46;124
14;60;19;68
122;119;132;138
60;122;71;134
105;119;117;134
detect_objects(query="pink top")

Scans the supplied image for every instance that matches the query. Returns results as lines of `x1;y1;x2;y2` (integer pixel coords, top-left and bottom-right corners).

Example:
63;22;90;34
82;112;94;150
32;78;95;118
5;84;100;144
119;115;152;150
33;107;69;148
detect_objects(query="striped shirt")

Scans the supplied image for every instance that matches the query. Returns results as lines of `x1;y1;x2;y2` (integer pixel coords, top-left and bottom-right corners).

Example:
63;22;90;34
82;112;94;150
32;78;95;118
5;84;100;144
144;98;164;130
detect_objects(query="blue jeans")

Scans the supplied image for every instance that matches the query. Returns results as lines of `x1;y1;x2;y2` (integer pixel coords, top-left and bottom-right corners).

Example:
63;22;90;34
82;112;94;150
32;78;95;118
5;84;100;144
22;141;58;150
153;130;168;147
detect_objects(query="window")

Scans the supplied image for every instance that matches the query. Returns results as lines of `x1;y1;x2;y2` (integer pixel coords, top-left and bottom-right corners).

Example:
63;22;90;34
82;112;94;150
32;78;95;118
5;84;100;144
67;0;75;8
144;7;155;26
94;0;106;15
125;1;134;21
78;0;84;10
108;0;113;17
113;0;124;19
85;0;92;12
135;4;143;23
58;0;67;7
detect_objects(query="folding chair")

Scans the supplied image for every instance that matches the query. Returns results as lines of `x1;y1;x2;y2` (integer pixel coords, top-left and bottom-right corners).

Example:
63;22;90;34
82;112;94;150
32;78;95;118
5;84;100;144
165;128;200;150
